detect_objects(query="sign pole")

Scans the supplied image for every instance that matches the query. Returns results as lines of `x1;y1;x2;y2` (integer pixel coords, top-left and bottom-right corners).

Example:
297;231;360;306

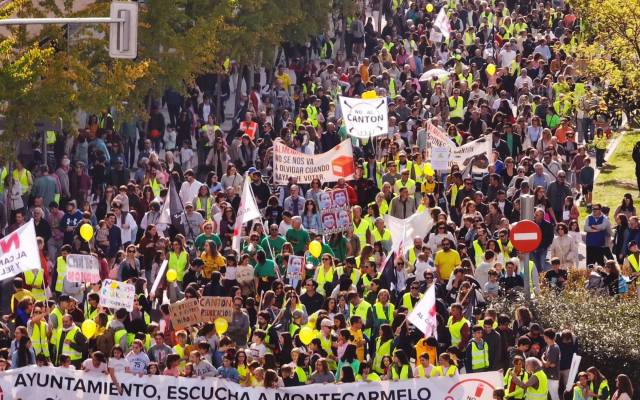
523;252;531;302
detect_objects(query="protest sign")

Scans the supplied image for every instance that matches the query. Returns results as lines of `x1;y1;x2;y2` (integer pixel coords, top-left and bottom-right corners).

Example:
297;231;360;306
99;279;135;312
66;254;101;283
426;121;492;168
273;140;355;185
0;366;502;400
339;96;388;139
199;296;234;323
287;256;304;281
319;188;351;234
0;220;40;282
150;260;168;294
430;147;450;171
235;265;255;283
169;298;200;330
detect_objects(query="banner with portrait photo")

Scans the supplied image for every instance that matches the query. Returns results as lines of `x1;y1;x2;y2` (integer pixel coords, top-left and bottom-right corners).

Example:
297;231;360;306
319;188;351;234
339;96;388;139
273;140;355;185
286;255;304;281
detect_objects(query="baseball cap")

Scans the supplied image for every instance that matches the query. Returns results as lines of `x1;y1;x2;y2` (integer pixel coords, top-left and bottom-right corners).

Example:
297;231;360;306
247;167;258;175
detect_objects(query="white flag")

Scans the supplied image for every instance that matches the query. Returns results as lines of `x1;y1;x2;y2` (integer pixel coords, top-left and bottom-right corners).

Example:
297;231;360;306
384;211;434;254
407;283;438;338
232;176;261;253
0;220;40;281
434;8;451;39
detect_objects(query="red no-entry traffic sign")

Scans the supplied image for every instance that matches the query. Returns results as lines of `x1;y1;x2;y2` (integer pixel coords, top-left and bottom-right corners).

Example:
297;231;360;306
509;220;542;253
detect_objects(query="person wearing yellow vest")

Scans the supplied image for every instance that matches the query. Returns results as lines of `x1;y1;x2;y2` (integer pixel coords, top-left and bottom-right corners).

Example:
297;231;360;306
510;357;549;400
413;353;434;378
371;218;392;253
84;292;100;322
359;259;381;300
372;324;393;374
58;314;86;368
430;353;459;377
28;303;50;359
168;242;189;283
447;303;470;350
504;356;529;400
54;245;71;295
336;258;361;287
394;168;417;195
586;367;610;400
448;89;465;123
390;350;413;381
593;128;608;167
12;158;33;196
402;283;423;312
352;206;372;249
314;256;337;297
193;187;215;221
49;295;70;362
348;291;373;338
24;268;46;302
623;241;640;298
356;361;381;382
472;230;489;267
373;289;394;334
465;326;490;372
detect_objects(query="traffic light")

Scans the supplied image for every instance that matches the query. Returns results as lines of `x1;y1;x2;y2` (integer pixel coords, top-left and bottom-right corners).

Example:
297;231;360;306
108;2;138;59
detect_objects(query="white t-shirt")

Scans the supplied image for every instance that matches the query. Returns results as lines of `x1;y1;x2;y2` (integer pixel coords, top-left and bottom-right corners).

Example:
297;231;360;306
125;351;150;374
248;343;267;360
82;359;108;374
108;357;130;373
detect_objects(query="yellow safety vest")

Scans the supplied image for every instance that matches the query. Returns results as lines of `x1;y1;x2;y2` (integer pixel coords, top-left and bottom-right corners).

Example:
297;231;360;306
391;364;410;380
295;366;308;383
371;228;391;244
363;161;384;188
373;338;392;373
504;368;529;399
473;240;485;266
352;219;371;249
356;372;381;381
0;167;7;193
588;380;610;400
407;248;418;266
195;197;213;220
315;267;334;296
525;370;549;400
55;256;67;292
46;130;57;145
447;316;470;347
150;178;161;197
306;105;319;128
31;320;50;358
13;168;32;194
24;269;45;301
497;240;514;260
628;254;640;272
402;292;423;312
374;302;395;325
430;365;458;377
336;267;361;286
448;96;464;119
464;32;475;47
471;341;489;371
361;272;381;299
388;78;397;99
62;326;83;360
168;251;188;281
50;307;63;353
394;178;416;194
416;364;430;378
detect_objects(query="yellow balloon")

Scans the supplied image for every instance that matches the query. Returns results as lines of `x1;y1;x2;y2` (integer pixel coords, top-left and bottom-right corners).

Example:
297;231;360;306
166;269;178;283
81;319;97;339
486;63;496;76
110;282;119;289
79;223;94;242
426;3;434;13
361;90;377;99
309;240;322;259
214;317;229;334
299;326;315;345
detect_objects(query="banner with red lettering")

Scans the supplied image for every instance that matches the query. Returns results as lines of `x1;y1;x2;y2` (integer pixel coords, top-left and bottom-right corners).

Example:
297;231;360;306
272;140;355;185
0;220;40;281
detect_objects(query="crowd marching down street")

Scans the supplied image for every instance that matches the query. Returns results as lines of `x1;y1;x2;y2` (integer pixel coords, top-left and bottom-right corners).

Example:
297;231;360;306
0;0;637;399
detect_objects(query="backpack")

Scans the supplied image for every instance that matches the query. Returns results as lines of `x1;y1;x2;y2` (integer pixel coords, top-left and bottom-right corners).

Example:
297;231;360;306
95;327;116;355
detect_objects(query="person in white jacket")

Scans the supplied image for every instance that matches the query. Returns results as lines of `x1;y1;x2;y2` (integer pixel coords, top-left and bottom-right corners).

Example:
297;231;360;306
113;201;138;245
549;223;578;268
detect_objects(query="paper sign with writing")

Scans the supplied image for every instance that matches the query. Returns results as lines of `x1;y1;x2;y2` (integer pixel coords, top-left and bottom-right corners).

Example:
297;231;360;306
66;254;101;283
99;279;135;312
287;256;304;281
235;265;255;283
169;298;200;330
199;296;234;323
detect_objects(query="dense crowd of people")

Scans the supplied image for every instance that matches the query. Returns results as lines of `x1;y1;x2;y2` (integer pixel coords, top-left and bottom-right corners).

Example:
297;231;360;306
0;0;637;399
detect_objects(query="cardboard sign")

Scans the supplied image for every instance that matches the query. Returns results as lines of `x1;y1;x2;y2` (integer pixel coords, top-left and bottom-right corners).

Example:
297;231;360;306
273;140;355;185
235;265;255;283
339;96;388;139
287;256;304;281
169;298;201;330
66;254;101;283
430;147;450;171
199;296;234;323
99;279;136;312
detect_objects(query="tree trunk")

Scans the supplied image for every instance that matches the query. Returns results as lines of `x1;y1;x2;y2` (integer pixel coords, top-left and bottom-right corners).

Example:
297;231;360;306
234;64;243;115
215;73;223;122
377;0;383;32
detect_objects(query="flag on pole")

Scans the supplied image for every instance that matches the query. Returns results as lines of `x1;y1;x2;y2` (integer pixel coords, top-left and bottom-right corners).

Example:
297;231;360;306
158;178;181;228
232;176;261;253
0;220;40;281
434;8;451;39
407;283;438;338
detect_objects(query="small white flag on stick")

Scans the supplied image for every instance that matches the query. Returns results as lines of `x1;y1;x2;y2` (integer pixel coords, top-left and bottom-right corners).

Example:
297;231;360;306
232;176;261;253
407;283;438;338
434;8;451;39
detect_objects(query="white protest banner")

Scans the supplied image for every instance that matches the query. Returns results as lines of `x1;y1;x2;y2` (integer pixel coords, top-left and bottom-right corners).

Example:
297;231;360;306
426;121;455;148
287;255;304;281
339;96;388;139
99;279;135;312
169;298;201;330
235;265;255;283
66;254;101;283
273;140;355;185
0;366;502;400
150;260;168;294
450;136;492;168
407;283;438;338
385;211;434;253
430;147;450;171
0;220;40;281
199;296;234;323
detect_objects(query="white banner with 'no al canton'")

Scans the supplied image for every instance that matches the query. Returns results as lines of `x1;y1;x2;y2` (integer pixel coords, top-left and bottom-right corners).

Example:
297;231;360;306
339;96;388;139
0;366;502;400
